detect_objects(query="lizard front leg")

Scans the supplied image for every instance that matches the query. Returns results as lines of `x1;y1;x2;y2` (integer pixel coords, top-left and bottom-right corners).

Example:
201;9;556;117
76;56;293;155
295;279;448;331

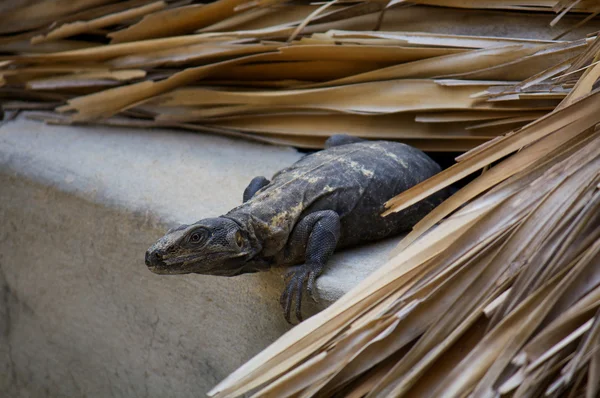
243;176;270;203
280;210;341;323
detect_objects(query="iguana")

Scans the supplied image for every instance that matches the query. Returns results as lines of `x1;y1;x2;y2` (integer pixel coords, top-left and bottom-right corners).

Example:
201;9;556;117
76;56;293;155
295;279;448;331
145;135;449;323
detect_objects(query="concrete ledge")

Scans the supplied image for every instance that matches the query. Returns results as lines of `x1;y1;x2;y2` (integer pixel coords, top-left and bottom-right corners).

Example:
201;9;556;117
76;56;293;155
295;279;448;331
0;117;397;396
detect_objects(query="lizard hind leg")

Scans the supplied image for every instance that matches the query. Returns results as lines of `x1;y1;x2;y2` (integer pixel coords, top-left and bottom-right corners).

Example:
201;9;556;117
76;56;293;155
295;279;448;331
324;134;366;148
243;176;270;202
280;210;341;323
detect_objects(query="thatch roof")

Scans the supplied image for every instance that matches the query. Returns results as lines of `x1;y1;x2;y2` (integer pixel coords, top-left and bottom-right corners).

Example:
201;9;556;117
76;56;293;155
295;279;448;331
2;1;599;396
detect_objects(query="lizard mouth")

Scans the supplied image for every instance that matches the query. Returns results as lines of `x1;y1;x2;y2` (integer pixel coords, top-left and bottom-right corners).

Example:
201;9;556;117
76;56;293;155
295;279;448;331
147;266;191;275
149;251;250;275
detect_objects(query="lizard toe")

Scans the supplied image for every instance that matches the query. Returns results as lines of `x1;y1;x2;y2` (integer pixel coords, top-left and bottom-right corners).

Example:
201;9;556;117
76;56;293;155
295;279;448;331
295;275;304;322
306;265;323;303
279;281;294;324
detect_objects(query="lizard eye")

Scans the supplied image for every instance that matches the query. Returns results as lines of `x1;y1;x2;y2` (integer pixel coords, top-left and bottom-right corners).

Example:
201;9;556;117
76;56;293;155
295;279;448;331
188;229;208;245
235;231;243;247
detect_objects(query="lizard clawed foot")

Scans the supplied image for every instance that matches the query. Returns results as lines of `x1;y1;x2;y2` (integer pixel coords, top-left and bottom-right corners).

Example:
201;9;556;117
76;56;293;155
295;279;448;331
280;264;323;324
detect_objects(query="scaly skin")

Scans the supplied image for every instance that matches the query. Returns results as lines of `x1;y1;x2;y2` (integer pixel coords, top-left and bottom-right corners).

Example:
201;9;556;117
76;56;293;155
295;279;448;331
145;135;449;323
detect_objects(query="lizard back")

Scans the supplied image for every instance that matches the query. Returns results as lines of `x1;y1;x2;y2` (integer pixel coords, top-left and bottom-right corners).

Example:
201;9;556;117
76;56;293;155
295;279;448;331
227;141;447;255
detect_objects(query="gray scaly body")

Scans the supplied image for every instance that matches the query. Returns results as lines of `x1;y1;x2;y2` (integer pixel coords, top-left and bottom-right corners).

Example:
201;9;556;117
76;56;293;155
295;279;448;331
145;135;449;323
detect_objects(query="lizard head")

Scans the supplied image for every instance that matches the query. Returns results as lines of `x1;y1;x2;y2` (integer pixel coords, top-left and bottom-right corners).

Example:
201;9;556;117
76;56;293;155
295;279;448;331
145;217;260;276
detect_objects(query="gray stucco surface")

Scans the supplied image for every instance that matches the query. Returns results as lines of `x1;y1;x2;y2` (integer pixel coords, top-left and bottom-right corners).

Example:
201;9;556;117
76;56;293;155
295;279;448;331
0;117;397;397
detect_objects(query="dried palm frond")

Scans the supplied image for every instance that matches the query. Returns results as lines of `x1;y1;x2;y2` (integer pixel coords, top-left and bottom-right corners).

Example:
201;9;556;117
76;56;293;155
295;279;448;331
1;0;600;151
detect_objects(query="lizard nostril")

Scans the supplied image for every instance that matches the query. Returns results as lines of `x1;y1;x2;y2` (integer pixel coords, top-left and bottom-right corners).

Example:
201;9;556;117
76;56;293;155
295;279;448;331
145;250;164;267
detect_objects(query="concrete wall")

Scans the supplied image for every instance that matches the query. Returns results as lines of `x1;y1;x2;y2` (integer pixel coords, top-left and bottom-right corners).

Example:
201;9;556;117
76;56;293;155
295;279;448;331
0;118;395;397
